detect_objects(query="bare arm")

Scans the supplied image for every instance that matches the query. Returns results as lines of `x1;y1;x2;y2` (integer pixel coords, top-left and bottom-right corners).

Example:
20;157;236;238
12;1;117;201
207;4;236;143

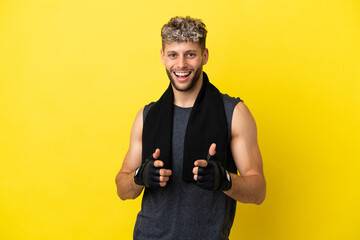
115;108;144;200
224;102;266;205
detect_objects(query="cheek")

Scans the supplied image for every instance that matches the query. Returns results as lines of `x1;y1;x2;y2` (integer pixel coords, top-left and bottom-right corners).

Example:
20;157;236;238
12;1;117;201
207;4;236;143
191;59;203;68
166;64;173;71
165;64;174;73
167;62;178;70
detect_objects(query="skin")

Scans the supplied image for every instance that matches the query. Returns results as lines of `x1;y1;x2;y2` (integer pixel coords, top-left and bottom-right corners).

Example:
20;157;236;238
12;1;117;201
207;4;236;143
115;41;266;204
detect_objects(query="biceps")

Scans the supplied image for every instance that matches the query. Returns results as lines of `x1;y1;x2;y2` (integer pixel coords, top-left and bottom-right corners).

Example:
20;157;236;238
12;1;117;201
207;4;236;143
121;142;142;173
120;109;143;173
230;136;263;176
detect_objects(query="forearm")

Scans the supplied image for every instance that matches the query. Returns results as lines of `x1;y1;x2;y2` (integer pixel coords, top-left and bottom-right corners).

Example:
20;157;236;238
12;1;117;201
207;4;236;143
115;171;144;200
224;173;266;205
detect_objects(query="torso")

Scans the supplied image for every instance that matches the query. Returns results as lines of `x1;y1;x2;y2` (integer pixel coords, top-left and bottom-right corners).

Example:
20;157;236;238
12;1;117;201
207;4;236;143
133;94;242;240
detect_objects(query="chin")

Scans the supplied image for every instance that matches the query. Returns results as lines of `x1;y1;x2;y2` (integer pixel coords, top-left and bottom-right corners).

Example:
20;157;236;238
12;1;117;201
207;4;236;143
173;83;192;92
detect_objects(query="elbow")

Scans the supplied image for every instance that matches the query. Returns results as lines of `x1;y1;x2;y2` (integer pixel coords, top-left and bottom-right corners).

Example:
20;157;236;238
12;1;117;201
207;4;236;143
244;194;265;205
254;195;265;205
118;193;127;201
115;177;138;201
117;189;126;201
245;193;265;205
115;172;142;200
116;187;132;201
243;181;266;205
115;175;127;201
117;191;138;201
254;183;266;205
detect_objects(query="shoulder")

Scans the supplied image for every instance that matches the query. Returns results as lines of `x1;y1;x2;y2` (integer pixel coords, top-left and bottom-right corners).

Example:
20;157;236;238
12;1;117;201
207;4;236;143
231;101;257;139
125;106;144;156
132;107;145;133
233;101;254;123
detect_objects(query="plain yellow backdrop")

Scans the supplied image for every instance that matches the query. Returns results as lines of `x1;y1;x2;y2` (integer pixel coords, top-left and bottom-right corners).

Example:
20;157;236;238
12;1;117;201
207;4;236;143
1;0;359;239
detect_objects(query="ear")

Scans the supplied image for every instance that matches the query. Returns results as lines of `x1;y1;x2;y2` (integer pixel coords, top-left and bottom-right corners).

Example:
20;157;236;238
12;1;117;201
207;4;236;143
160;48;165;65
202;48;209;65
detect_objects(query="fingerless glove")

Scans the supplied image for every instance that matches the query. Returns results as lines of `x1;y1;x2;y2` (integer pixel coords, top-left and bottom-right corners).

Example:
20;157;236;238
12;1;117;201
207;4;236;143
197;153;232;191
134;156;161;188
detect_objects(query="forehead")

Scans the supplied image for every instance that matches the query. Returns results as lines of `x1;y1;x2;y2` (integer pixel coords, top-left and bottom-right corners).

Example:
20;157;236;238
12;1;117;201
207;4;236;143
163;41;202;53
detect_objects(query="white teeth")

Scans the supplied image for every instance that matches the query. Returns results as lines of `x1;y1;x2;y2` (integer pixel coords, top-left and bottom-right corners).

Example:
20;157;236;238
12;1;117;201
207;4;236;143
175;72;191;76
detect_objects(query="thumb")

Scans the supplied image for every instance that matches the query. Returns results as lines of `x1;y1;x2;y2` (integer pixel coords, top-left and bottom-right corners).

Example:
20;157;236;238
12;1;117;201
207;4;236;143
208;143;216;157
153;148;160;159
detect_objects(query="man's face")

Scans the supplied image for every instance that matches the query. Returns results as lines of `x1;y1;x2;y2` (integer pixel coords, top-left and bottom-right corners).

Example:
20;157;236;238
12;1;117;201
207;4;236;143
161;41;209;92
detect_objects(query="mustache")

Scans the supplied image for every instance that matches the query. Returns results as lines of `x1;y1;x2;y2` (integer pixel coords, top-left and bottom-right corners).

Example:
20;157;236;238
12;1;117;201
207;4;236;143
171;69;193;72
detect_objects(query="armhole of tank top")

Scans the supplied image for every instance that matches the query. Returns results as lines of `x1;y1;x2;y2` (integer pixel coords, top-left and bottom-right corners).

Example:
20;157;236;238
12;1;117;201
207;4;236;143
222;94;243;140
143;102;155;124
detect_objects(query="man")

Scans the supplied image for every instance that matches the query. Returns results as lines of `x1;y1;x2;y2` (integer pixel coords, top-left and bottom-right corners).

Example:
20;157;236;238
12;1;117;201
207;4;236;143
115;16;266;240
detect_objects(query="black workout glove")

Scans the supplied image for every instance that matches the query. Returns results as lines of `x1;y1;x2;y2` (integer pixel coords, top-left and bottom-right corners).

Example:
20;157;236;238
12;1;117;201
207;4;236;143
197;153;232;191
134;156;161;188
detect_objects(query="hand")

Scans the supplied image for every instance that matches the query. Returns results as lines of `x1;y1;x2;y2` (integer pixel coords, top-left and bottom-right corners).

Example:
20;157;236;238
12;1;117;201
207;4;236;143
193;143;232;191
134;149;172;188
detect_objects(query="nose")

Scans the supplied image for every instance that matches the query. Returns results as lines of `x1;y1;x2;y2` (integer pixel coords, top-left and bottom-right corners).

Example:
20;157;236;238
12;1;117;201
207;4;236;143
177;55;187;69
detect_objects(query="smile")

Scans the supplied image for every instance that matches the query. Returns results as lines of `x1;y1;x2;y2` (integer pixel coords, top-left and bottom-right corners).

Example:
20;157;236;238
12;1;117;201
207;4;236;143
173;71;192;82
174;71;191;77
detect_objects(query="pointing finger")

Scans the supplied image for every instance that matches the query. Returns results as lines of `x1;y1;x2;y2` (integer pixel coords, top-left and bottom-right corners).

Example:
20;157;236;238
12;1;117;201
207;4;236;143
159;169;172;176
194;160;208;167
153;160;164;168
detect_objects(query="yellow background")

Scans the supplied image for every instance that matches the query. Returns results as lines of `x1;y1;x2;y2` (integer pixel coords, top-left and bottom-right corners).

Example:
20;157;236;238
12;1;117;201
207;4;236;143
1;0;359;239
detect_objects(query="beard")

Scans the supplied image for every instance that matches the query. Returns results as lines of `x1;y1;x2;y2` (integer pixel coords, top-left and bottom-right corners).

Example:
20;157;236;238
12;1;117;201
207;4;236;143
165;66;203;92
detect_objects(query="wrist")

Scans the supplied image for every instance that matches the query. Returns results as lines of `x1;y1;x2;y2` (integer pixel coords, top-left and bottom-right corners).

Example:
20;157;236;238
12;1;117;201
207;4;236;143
134;166;144;186
222;170;232;191
212;161;231;191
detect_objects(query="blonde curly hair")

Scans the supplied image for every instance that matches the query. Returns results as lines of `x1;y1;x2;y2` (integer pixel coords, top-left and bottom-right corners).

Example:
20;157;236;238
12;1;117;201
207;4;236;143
161;16;207;52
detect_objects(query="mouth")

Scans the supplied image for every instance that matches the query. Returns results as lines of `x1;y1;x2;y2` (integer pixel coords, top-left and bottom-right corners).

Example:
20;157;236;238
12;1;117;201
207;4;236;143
173;71;192;82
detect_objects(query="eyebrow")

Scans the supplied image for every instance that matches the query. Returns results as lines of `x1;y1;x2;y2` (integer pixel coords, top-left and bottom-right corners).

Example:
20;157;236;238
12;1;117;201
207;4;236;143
166;50;198;54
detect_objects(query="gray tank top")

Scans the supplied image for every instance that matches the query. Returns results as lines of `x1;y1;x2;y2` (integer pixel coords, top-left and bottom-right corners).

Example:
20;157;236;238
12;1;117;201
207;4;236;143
134;94;242;240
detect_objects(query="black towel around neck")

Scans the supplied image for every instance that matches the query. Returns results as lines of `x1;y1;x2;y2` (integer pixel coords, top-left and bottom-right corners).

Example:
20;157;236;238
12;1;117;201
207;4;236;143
142;72;229;182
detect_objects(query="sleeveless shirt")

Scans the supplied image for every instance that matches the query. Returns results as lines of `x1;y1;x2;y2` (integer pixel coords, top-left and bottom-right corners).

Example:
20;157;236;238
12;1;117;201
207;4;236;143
133;94;243;240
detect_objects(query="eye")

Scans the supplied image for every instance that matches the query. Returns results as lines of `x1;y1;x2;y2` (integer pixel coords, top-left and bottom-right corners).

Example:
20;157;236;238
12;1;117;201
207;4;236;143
168;53;176;58
188;53;195;57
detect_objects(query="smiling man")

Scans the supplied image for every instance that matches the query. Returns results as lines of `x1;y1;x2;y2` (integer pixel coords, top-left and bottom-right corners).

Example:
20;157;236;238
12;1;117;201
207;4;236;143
115;16;266;240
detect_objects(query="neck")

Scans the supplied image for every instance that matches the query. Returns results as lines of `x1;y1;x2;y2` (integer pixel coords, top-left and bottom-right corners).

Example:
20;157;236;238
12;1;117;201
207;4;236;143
172;72;204;108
